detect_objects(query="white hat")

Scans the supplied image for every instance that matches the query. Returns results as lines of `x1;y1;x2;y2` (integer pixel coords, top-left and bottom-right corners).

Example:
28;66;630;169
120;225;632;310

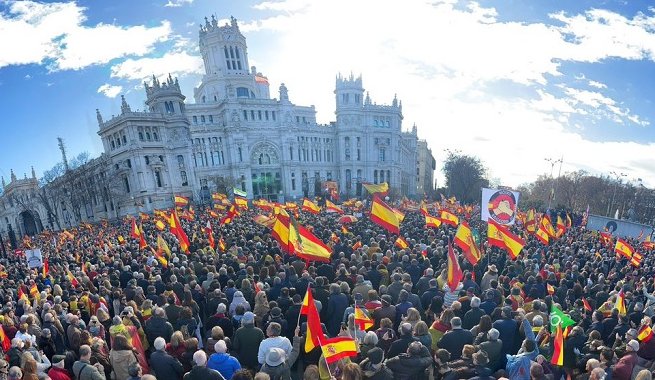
627;340;640;352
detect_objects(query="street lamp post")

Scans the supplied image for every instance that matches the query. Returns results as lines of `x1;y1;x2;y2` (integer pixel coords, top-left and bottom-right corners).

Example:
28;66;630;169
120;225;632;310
606;171;627;218
545;157;563;210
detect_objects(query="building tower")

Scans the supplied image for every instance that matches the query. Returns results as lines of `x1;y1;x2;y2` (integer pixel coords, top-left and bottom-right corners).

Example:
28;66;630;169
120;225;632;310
144;74;186;115
335;73;364;114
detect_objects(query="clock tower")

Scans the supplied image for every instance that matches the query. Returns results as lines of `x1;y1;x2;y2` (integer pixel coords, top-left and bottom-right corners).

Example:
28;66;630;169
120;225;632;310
194;15;260;103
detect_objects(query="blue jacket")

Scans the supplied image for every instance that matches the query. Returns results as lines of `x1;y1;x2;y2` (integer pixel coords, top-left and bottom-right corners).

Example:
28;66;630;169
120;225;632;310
207;353;241;380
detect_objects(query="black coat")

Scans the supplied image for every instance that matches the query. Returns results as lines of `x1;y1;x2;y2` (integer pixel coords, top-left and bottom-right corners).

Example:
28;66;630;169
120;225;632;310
150;350;185;380
326;293;348;337
145;316;174;347
387;335;417;359
385;345;432;380
437;328;474;360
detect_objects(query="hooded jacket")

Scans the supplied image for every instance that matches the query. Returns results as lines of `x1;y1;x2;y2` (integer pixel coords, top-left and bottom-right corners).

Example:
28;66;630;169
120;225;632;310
207;353;241;380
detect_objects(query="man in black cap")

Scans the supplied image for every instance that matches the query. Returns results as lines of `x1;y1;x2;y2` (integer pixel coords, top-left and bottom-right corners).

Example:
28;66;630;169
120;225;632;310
359;347;393;380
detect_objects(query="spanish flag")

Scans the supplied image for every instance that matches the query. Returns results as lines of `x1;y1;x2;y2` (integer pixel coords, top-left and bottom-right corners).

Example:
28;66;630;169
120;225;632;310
535;224;550;245
440;210;459;227
321;337;358;364
525;209;536;233
615;290;627;316
325;200;344;214
370;196;400;234
169;211;190;253
392;208;406;223
289;219;332;263
354;306;374;331
420;202;429;216
205;220;215;249
551;323;564;366
582;297;592;312
155;220;166;231
302;198;321;214
17;287;28;302
138;224;148;250
234;196;249;209
139;212;150;221
272;215;291;253
117;235;126;245
630;252;643;267
447;241;463;292
0;326;9;352
547;283;555;295
639;325;654;342
42;258;49;279
454;221;481;265
157;234;171;256
615;239;635;259
174;195;189;207
152;246;168;268
556;215;566;237
362;182;389;196
130;218;140;239
541;216;557;238
218;237;227;252
300;287;323;353
352;241;362;250
643;235;655;250
30;283;40;301
425;214;442;229
566;213;572;228
67;270;80;287
488;220;525;259
395;236;409;250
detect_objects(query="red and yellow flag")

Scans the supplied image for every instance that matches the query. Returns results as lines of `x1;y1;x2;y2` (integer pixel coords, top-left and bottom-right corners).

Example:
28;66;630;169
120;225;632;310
631;252;643;267
169;211;190;253
130;218;140;239
272;215;291;253
425;214;442;229
234;196;249;209
302;198;321;214
17;287;28;302
205;220;215;249
535;224;550;245
547;283;555;295
29;283;40;301
138;224;148;250
156;234;171;257
395;236;409;250
525;209;536;233
218;237;227;252
174;195;189;207
300;287;323;353
0;326;10;352
362;182;389;196
615;239;635;259
352;241;362;250
582;298;592;312
42;258;49;279
321;336;358;364
289;219;332;263
155;220;166;231
487;220;525;259
551;324;564;366
67;270;80;287
440;210;459;227
541;216;557;238
454;221;481;265
616;290;627;316
639;325;654;342
370;196;400;234
447;241;463;291
556;215;566;237
354;306;374;331
325;200;343;214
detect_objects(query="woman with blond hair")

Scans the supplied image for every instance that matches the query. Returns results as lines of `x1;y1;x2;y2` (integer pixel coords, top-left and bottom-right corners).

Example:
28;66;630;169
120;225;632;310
166;331;186;361
414;321;432;351
20;354;39;380
253;291;270;329
403;308;421;330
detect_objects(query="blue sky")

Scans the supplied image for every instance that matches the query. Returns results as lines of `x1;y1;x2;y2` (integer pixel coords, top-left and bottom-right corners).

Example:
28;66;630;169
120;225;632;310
1;0;655;188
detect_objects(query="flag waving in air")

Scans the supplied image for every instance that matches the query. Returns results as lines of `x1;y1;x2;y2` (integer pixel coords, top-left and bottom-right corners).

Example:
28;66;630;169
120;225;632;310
615;239;635;259
354;306;374;331
487;220;525;259
446;240;463;292
300;286;323;353
454;221;482;265
551;323;564;366
321;337;358;364
370;196;400;234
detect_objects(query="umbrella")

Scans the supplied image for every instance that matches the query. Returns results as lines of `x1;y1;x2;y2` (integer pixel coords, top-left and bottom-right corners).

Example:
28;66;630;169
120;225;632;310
338;215;358;224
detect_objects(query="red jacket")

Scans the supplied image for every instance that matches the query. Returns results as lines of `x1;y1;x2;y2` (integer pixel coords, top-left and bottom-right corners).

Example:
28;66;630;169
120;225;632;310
48;366;73;380
613;351;638;380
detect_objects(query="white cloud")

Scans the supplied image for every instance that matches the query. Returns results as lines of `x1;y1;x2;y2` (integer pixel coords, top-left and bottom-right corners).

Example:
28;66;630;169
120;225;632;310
110;51;204;81
234;0;655;188
97;83;122;98
24;74;31;80
0;1;172;70
164;0;193;7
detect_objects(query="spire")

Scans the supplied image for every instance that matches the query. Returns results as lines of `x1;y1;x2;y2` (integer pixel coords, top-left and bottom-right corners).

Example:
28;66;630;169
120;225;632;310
58;137;69;172
211;14;218;27
10;169;16;182
231;16;238;29
205;16;210;29
31;166;36;179
392;94;398;107
96;109;103;125
121;95;131;114
1;176;5;189
23;173;27;180
365;92;371;105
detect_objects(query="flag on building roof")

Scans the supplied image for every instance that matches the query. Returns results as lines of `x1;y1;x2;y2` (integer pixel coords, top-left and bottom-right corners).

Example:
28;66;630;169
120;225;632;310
370;196;400;234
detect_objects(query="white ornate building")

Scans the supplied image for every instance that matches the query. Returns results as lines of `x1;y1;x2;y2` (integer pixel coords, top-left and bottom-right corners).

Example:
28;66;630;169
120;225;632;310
0;15;434;241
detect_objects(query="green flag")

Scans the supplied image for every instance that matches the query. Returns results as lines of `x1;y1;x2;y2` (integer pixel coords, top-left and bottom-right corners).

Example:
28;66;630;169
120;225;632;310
550;304;575;332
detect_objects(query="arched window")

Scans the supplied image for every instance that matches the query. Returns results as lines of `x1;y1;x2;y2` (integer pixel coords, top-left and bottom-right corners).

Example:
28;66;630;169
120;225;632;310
374;170;378;184
236;87;250;98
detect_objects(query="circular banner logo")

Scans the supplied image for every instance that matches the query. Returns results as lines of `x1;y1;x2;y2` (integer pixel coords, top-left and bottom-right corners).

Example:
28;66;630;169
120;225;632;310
487;190;516;224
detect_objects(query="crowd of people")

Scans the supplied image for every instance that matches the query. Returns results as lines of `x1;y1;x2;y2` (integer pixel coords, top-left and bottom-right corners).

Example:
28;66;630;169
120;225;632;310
0;197;653;380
